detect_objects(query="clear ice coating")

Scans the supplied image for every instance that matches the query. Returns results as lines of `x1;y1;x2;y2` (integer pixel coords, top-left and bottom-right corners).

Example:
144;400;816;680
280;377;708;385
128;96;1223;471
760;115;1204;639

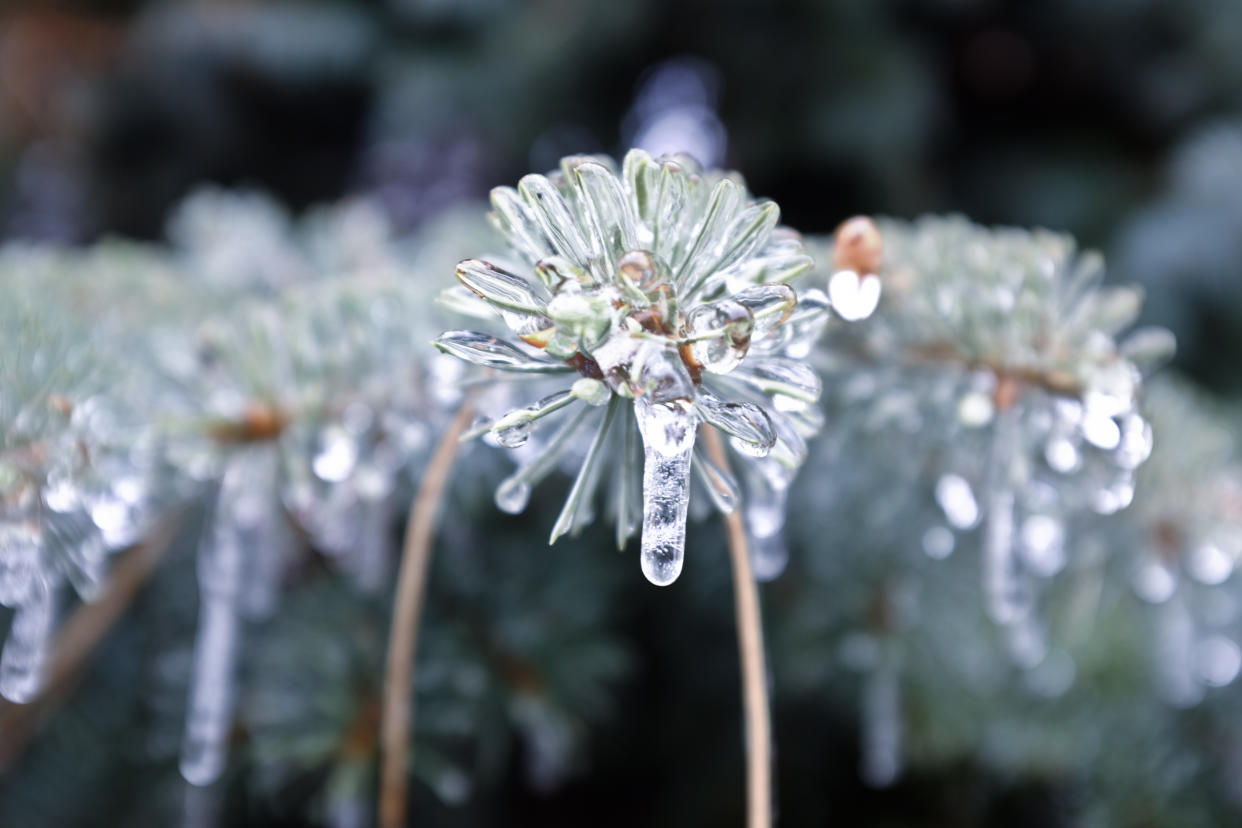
634;398;698;585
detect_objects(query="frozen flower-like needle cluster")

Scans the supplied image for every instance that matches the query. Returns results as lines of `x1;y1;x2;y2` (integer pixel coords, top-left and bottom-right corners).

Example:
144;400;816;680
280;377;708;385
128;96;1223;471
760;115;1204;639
435;150;829;585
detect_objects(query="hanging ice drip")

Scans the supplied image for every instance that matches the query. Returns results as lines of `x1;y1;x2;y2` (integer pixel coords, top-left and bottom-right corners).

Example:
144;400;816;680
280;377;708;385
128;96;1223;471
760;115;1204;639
837;581;912;789
435;150;844;584
181;444;297;786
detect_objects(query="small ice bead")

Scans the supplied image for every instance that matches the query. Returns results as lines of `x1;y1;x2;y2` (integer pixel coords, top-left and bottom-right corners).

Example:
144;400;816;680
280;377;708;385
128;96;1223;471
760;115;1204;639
828;269;881;321
686;300;753;374
730;283;796;335
313;425;359;483
495;478;532;514
749;530;788;582
632;342;697;404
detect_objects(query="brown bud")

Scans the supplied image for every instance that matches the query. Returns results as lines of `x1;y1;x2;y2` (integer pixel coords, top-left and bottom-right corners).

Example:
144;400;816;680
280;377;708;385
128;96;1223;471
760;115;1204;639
618;249;660;290
519;327;555;348
47;394;74;416
992;373;1022;413
833;216;883;276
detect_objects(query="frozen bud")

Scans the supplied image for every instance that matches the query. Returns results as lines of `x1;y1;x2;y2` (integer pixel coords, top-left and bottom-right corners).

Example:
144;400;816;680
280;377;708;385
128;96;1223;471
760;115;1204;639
833;215;883;275
618;249;661;291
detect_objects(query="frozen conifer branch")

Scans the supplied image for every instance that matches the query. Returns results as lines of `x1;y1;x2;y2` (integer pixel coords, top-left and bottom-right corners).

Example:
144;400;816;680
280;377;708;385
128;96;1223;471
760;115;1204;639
0;276;166;704
434;150;833;585
1123;376;1242;705
812;215;1173;658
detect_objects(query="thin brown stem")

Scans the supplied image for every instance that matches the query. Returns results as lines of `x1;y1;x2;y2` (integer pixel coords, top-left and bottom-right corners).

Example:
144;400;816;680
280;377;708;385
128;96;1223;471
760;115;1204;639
0;510;182;771
701;426;772;828
379;398;475;828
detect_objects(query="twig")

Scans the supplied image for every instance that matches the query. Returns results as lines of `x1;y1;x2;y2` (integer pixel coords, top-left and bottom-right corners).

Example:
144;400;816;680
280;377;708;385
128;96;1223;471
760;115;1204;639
701;426;772;828
379;398;476;828
0;510;182;770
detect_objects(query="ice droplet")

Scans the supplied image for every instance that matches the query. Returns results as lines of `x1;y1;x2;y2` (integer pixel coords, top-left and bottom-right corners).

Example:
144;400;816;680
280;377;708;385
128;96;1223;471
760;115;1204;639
1133;559;1178;604
745;474;787;539
750;530;789;582
1019;514;1066;577
313;426;359;483
695;389;775;457
1082;411;1121;450
687;299;753;374
1196;635;1242;687
731;284;797;334
634;398;697;586
1187;542;1233;586
495;479;532;514
921;526;955;560
1044;437;1081;473
0;578;56;703
956;391;994;427
934;474;979;529
829;269;881;321
492;390;576;448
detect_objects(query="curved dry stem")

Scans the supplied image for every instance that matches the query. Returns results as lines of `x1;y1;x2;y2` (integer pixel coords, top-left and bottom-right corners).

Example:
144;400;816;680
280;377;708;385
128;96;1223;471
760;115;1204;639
379;398;475;828
700;426;772;828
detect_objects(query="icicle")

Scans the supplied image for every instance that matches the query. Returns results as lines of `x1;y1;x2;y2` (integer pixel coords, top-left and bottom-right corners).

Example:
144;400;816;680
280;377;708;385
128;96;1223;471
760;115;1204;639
181;447;278;786
180;588;241;786
860;652;902;788
983;488;1026;625
983;407;1030;626
0;576;57;703
634;397;698;586
235;447;292;620
354;492;392;594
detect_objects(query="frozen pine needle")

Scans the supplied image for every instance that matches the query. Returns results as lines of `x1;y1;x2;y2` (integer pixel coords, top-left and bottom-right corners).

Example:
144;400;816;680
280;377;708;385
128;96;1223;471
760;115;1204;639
434;150;834;585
